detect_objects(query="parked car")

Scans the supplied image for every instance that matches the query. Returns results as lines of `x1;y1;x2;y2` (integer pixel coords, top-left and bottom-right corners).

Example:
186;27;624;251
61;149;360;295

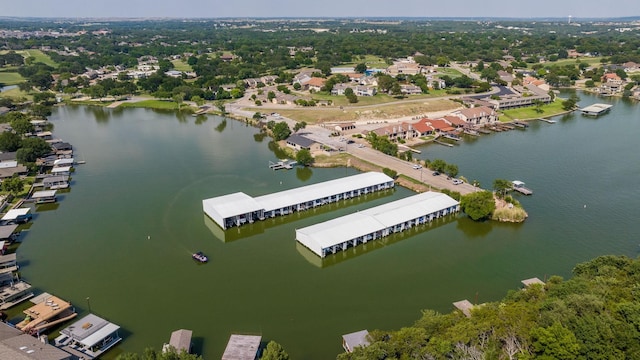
432;171;440;176
412;164;422;169
452;179;463;185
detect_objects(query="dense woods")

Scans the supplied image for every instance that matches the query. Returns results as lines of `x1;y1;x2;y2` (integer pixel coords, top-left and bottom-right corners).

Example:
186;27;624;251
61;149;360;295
338;255;640;359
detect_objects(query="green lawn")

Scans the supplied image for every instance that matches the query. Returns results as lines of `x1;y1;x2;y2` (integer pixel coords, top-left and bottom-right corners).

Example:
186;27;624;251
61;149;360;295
436;68;465;78
0;87;31;100
342;54;389;69
120;100;179;110
0;49;57;68
0;71;25;85
171;59;193;72
535;56;604;69
500;99;568;121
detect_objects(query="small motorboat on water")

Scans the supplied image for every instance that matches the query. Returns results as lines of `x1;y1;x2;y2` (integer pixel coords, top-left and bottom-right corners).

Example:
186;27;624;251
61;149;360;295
192;251;208;263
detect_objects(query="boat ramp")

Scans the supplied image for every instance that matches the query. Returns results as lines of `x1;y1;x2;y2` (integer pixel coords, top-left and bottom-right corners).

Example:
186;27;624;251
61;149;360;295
580;103;613;116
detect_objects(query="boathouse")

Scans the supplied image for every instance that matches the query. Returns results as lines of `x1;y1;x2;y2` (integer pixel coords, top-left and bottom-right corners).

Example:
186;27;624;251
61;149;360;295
221;334;262;360
342;330;370;353
31;190;57;204
163;329;192;354
1;208;32;224
203;172;395;230
296;191;460;258
43;175;69;189
55;313;122;359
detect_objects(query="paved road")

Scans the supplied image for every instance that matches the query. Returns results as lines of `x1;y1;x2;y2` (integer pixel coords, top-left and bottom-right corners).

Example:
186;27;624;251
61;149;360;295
303;125;479;195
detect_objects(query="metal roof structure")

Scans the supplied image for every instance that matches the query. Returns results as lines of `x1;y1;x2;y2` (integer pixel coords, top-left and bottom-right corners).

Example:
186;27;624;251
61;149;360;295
1;208;30;221
203;172;394;229
60;313;120;348
53;158;74;166
254;172;393;212
296;192;459;257
342;330;370;353
167;329;192;353
221;334;261;360
0;224;18;239
32;190;57;199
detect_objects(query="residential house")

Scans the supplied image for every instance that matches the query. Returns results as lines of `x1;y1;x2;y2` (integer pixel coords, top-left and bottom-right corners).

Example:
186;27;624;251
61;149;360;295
600;73;624;95
386;62;423;76
219;54;235;62
332;123;356;132
371;123;412;141
451;106;498;126
306;77;326;92
400;84;423;95
331;83;351;96
272;93;299;105
622;62;639;72
346;73;364;83
497;70;514;84
0;322;72;360
355;85;376;96
286;134;321;152
486;84;551;110
165;70;182;78
443;115;468;128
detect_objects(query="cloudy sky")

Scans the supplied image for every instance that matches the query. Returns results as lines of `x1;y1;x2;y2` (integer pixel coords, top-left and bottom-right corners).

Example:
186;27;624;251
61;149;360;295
2;0;639;19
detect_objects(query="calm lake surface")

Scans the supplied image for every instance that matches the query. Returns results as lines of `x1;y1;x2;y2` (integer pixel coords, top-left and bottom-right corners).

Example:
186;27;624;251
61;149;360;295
17;91;640;359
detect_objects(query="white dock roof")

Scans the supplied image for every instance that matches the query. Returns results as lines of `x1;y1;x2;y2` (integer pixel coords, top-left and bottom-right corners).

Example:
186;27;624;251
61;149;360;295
32;190;57;199
203;192;262;219
53;158;74;166
296;192;458;256
61;313;120;348
1;208;30;221
51;166;71;174
255;172;393;212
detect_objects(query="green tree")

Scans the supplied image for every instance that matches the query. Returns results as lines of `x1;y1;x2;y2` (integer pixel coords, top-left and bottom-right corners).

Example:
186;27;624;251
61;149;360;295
11;117;34;135
260;341;289;360
117;347;202;360
0;131;22;152
293;121;307;132
493;179;513;198
271;121;291;141
16;137;51;163
444;163;458;177
1;176;24;196
531;322;581;359
382;168;397;179
354;63;367;73
295;148;314;166
460;191;495;221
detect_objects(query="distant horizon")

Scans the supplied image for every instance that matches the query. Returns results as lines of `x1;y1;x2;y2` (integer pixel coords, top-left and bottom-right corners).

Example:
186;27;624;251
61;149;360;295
0;15;639;22
2;0;640;20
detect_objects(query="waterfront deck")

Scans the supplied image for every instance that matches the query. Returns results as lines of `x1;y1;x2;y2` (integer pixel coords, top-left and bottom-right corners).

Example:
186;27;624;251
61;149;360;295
521;277;545;287
0;281;34;310
580;103;613;116
16;294;76;333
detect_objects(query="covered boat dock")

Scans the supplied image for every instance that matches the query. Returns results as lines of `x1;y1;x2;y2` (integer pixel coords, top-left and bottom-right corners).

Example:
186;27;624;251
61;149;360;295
296;192;460;258
580;103;613;116
55;313;122;359
203;172;395;230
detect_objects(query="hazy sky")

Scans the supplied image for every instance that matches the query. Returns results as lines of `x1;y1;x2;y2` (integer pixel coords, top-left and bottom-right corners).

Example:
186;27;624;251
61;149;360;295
2;0;640;19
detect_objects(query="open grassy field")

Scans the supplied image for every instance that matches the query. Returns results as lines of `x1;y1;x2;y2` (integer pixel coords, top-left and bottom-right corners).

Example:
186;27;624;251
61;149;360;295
0;71;25;85
341;54;389;69
500;99;568;121
536;56;604;69
0;87;31;101
0;50;58;68
266;98;461;124
436;68;465;78
171;59;193;72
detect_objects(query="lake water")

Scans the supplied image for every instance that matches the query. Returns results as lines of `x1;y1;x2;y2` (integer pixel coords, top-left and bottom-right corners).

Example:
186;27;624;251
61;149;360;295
17;91;640;359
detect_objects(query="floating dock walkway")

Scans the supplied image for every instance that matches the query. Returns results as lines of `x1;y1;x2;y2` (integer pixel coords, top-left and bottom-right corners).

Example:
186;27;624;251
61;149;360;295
296;191;460;258
537;118;556;124
580;103;613;116
269;159;296;170
203;172;395;230
512;180;533;195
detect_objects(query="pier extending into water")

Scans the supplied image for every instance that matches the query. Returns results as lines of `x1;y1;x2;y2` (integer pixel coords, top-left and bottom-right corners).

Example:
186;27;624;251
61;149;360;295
296;192;460;258
512;181;533;195
203;172;395;230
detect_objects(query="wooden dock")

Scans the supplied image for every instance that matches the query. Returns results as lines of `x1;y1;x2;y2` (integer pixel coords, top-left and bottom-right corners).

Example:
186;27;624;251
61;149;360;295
477;128;492;134
269;160;296;170
537;118;556;124
434;140;453;147
512;180;533;195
